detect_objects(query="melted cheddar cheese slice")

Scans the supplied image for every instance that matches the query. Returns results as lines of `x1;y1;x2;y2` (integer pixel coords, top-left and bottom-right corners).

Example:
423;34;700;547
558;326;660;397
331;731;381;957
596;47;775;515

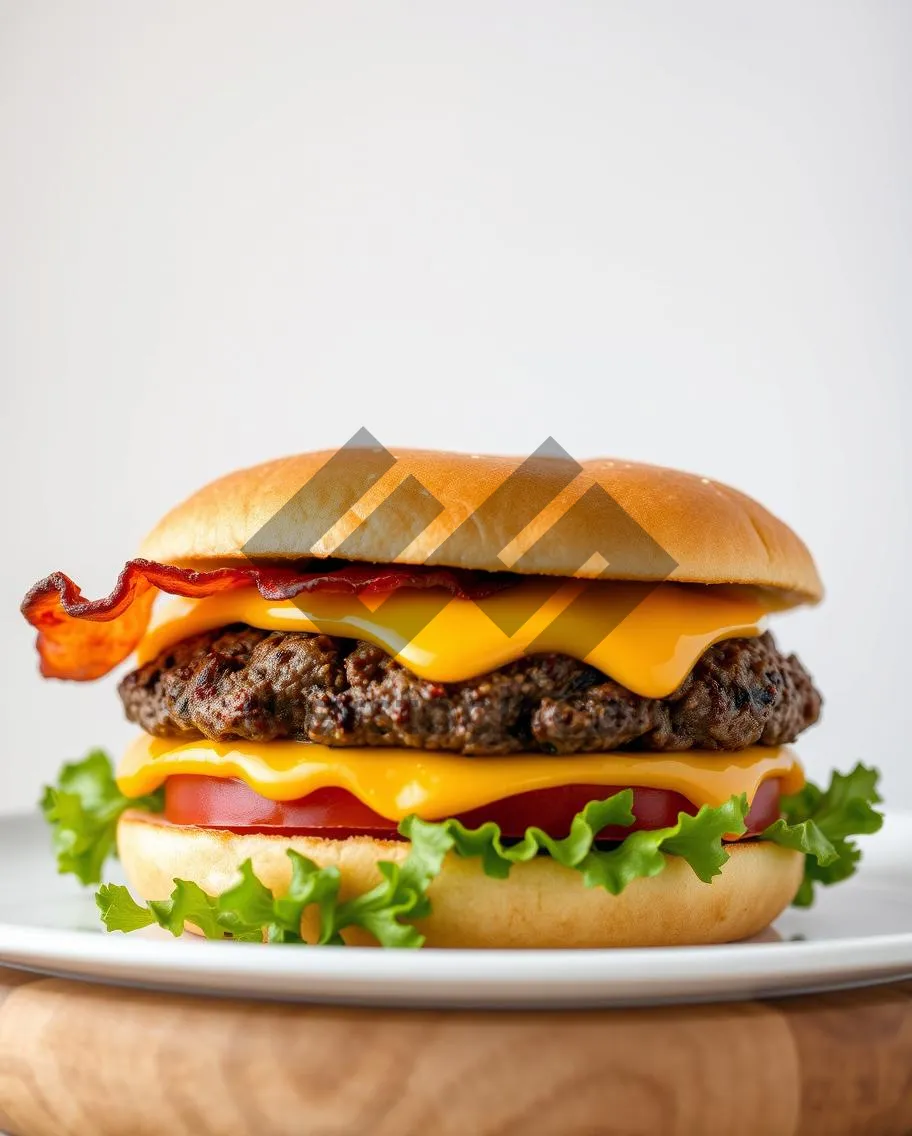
117;735;804;821
137;580;774;698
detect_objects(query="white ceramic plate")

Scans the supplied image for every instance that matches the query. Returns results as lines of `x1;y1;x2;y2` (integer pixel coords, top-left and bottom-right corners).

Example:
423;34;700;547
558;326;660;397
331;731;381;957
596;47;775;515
0;811;909;1008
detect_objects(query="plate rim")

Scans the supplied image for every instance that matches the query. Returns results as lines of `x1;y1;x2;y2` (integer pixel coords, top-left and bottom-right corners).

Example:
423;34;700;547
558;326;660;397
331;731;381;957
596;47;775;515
1;808;909;1007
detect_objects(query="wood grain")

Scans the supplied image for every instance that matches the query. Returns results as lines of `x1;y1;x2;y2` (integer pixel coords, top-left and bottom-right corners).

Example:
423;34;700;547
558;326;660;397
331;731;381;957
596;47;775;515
0;967;909;1136
0;971;41;1135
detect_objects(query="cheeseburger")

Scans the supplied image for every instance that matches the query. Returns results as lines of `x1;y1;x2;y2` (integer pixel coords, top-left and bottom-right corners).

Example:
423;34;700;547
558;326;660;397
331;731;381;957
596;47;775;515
23;445;881;947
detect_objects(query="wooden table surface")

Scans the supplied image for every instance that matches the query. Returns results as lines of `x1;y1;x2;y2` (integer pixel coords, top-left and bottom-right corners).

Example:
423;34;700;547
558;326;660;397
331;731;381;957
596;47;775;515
0;965;910;1136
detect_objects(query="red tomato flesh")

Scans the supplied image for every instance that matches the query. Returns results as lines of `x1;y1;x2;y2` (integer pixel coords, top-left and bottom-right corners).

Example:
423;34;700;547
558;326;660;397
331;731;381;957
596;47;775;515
163;775;781;842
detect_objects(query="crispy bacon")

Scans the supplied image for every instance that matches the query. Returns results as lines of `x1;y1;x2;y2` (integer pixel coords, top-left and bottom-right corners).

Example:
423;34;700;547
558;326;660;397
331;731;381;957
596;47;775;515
21;559;511;682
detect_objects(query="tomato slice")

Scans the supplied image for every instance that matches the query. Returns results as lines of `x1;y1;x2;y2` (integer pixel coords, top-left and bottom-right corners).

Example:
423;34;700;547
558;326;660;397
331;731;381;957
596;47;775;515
163;775;781;841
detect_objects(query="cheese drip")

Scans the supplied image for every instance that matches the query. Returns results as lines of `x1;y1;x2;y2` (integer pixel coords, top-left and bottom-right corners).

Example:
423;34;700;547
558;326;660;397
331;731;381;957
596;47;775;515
117;735;804;822
136;580;772;698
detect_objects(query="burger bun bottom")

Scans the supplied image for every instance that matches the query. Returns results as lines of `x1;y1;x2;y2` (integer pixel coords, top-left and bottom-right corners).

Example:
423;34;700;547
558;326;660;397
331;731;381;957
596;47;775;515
118;812;804;949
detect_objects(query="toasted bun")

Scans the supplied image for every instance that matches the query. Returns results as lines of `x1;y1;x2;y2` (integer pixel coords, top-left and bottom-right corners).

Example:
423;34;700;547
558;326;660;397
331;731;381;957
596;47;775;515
118;813;804;948
140;448;821;602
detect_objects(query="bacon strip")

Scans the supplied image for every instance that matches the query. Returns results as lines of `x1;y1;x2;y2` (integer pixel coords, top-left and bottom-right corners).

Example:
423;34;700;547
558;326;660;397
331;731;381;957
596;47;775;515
21;559;511;681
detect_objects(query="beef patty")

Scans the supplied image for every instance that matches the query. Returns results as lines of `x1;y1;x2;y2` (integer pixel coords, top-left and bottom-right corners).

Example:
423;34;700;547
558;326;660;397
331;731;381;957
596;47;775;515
119;626;821;755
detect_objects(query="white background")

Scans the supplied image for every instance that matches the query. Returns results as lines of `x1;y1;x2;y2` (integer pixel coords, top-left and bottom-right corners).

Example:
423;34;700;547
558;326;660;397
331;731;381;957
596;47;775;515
1;2;909;812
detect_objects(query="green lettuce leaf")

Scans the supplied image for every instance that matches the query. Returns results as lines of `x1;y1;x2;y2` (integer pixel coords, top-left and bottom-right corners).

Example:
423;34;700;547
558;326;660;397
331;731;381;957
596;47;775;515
97;854;339;943
420;791;749;893
763;762;883;906
148;879;230;939
218;855;343;943
40;750;164;885
333;816;454;947
97;820;453;947
96;882;157;933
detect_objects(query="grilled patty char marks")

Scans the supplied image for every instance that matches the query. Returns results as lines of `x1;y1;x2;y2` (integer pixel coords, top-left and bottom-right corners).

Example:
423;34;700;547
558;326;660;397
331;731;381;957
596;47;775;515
119;627;821;755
